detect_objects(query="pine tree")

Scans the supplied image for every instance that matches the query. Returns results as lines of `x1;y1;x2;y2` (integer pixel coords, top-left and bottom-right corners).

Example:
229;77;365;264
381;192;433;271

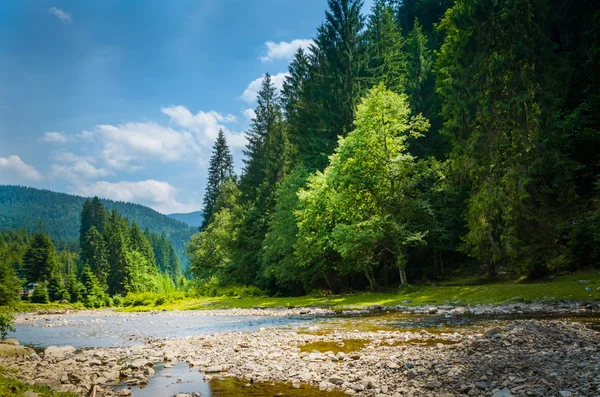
129;221;156;267
80;197;107;266
201;129;235;230
83;226;110;288
104;210;130;295
366;0;406;93
23;230;56;283
437;0;572;276
240;73;282;202
291;0;367;170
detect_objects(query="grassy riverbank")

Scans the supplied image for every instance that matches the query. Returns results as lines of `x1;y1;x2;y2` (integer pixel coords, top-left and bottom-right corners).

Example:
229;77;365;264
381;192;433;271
2;271;598;314
118;270;600;312
0;367;78;397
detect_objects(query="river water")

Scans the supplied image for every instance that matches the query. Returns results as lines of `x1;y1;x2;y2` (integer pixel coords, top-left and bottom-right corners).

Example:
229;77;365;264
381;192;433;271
10;310;600;396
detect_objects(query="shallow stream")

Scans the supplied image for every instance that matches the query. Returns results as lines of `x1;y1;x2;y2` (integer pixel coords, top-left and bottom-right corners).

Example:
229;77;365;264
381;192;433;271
10;310;600;396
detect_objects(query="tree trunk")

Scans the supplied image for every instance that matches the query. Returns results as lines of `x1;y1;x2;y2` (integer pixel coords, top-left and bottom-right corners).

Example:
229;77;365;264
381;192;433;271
399;267;408;286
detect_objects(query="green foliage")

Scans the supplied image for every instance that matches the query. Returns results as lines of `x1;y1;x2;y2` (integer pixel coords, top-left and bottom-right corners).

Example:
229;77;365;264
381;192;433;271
0;313;15;339
188;181;243;282
0;185;196;270
23;230;56;283
261;166;310;294
65;272;85;303
0;242;21;306
30;282;50;304
202;129;235;230
297;85;431;290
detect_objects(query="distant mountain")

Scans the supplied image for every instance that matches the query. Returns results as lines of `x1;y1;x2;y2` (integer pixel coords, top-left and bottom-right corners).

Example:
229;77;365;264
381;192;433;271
0;185;197;270
167;211;204;228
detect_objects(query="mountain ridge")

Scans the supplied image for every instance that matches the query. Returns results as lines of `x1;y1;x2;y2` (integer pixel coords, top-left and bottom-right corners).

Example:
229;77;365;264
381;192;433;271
167;211;204;228
0;185;196;269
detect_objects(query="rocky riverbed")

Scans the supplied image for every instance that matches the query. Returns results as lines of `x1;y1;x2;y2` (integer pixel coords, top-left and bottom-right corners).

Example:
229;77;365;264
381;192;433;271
2;302;600;397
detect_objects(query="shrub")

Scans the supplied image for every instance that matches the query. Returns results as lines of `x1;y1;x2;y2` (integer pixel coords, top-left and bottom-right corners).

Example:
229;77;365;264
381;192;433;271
0;313;15;339
30;282;50;304
112;294;123;307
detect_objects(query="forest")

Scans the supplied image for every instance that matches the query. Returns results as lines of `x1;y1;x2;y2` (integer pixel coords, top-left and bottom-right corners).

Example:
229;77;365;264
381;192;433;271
0;185;196;269
0;197;183;307
188;0;600;295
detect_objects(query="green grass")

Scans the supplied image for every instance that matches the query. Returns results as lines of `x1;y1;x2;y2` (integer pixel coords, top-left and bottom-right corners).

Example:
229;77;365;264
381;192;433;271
117;270;600;312
0;301;80;314
0;375;79;397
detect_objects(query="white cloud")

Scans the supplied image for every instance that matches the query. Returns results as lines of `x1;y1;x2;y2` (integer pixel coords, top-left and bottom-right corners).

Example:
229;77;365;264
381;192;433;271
242;108;256;121
42;131;68;144
241;72;289;103
0;155;42;183
259;39;314;62
161;106;237;146
75;180;199;214
48;7;72;24
83;122;197;170
51;152;111;181
70;106;246;171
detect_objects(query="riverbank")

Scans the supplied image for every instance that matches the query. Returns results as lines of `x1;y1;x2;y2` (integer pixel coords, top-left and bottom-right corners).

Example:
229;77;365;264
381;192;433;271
118;270;600;312
1;316;599;396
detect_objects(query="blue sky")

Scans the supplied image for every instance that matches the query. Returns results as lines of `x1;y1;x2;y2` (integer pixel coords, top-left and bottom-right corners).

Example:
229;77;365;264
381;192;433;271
0;0;373;214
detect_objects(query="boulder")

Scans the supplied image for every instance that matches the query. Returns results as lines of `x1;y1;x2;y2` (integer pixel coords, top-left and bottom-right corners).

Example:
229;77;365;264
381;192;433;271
0;344;34;358
483;327;503;338
44;345;76;358
0;338;19;346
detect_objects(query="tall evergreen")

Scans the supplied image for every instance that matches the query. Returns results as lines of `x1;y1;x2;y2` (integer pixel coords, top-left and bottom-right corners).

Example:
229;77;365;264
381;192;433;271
23;230;56;283
80;197;107;266
240;73;283;202
291;0;367;170
83;226;109;288
201;129;235;230
366;0;406;93
437;0;572;276
104;210;129;294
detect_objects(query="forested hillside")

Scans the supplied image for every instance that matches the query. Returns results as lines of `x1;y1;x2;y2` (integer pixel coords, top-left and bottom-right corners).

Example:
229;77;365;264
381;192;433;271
188;0;600;295
0;185;195;270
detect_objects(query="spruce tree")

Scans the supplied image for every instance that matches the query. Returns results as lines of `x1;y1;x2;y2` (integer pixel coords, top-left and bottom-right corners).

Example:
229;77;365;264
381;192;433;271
83;226;110;288
366;0;406;94
104;210;130;295
23;230;56;283
201;129;234;230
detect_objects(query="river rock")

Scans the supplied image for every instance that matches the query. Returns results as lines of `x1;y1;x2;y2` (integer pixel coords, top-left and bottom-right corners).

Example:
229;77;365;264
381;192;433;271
492;388;512;397
424;380;442;389
0;344;34;358
205;365;223;373
44;345;76;358
329;376;344;385
128;359;151;369
483;327;503;338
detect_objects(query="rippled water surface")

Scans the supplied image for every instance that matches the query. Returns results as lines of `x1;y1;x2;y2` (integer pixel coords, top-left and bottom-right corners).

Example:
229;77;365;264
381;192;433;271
10;314;309;348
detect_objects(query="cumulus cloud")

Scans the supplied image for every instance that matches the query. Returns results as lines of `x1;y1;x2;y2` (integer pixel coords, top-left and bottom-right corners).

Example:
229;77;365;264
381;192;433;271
242;108;256;121
161;106;237;146
48;7;72;24
241;72;289;103
75;180;199;214
259;39;313;62
0;155;42;183
68;106;246;171
50;152;111;181
42;131;68;144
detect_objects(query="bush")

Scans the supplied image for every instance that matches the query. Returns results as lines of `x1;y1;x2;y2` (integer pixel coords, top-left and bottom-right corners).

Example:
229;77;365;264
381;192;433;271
30;282;50;304
0;313;15;339
192;279;265;298
112;294;123;307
